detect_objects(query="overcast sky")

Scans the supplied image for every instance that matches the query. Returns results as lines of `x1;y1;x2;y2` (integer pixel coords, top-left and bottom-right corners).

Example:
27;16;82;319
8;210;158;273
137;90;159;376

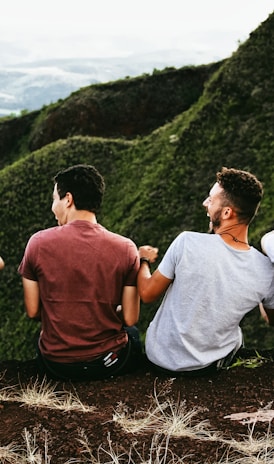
1;0;274;66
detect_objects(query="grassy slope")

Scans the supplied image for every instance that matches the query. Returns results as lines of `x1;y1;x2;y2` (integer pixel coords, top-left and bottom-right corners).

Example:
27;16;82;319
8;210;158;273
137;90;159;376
0;13;274;359
0;61;221;170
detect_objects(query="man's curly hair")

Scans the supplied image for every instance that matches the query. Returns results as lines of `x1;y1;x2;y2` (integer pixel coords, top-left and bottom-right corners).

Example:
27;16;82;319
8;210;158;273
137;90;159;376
216;167;263;224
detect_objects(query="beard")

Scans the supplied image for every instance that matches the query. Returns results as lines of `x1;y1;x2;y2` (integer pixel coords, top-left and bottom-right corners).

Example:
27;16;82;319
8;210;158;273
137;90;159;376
208;208;222;233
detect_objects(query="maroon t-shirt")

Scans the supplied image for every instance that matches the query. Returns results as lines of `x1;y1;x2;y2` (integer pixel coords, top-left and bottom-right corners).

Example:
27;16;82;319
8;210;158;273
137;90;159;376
18;220;139;362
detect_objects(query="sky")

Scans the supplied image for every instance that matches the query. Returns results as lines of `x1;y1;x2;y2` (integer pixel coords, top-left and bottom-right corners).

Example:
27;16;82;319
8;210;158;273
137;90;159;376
1;0;274;66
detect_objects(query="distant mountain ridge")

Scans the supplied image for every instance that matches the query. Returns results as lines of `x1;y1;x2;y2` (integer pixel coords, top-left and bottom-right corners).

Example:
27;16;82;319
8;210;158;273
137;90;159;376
0;49;223;116
0;61;222;167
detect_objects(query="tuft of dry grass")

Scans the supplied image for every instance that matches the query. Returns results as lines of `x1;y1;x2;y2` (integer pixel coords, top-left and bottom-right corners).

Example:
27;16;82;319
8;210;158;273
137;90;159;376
0;428;51;464
0;442;22;464
22;428;52;464
112;378;220;441
67;430;191;463
220;421;274;458
0;377;96;413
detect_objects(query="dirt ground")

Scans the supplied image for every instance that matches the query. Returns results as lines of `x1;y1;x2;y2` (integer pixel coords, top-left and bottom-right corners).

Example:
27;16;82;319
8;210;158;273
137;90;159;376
0;349;273;463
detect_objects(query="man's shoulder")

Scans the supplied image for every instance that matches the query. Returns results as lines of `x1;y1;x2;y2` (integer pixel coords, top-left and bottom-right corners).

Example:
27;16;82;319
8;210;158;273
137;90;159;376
176;230;214;242
28;226;60;242
168;231;215;253
102;228;137;248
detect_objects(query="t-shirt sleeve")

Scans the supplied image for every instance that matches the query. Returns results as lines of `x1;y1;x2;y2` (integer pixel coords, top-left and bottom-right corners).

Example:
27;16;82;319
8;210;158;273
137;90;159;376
261;231;274;263
18;234;39;281
158;232;185;279
124;240;140;286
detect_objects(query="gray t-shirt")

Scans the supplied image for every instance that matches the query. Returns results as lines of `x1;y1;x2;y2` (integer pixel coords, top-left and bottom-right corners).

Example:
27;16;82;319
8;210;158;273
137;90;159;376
145;231;274;372
261;231;274;263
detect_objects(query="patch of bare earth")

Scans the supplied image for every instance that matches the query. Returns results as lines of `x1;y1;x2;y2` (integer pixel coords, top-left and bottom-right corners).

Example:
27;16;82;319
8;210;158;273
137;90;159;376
0;349;273;463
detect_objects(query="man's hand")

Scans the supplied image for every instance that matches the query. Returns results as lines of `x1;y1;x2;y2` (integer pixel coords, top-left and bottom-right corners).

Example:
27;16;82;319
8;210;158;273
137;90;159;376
259;303;269;323
139;245;159;263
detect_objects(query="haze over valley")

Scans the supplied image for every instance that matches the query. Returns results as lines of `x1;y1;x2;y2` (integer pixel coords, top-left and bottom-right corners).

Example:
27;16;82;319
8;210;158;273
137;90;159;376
0;50;211;116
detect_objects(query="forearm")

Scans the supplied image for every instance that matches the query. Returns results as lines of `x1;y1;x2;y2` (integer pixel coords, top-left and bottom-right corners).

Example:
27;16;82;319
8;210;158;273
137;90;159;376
137;262;155;303
25;301;41;319
121;286;140;326
138;246;172;303
22;277;41;319
31;305;42;321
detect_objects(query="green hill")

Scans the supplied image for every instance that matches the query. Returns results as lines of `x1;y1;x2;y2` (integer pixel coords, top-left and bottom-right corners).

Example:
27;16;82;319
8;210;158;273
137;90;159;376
0;12;274;360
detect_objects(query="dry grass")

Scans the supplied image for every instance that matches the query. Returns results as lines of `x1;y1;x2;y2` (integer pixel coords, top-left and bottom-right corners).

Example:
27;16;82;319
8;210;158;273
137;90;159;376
0;428;51;464
1;426;269;464
0;442;22;464
0;377;274;463
0;377;96;412
218;421;274;463
112;378;220;441
112;397;216;439
0;422;273;464
66;430;192;463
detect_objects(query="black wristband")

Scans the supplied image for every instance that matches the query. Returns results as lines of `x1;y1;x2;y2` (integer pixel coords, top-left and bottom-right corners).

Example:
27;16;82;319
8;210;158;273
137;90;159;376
140;257;151;270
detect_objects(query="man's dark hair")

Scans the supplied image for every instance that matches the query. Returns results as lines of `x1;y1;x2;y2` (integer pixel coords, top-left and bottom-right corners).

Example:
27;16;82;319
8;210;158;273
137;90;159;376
54;164;105;213
216;167;263;224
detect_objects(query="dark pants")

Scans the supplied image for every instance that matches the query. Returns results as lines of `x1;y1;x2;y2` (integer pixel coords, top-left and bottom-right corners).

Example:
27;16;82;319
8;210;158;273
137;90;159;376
147;345;242;378
37;326;143;382
148;359;220;378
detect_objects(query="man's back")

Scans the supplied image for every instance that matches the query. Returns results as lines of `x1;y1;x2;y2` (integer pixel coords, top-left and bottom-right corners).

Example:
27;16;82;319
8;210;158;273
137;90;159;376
19;220;139;362
145;231;274;372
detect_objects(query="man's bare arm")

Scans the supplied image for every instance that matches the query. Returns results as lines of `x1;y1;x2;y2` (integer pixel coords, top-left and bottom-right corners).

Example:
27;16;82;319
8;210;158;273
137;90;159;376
138;267;172;303
22;277;41;319
137;245;171;303
121;285;140;326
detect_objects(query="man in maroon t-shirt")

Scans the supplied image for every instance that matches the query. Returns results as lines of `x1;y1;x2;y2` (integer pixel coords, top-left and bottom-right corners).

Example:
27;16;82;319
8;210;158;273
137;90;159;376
18;164;143;381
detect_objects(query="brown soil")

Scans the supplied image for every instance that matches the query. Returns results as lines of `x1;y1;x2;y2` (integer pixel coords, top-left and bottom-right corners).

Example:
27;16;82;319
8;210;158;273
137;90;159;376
0;350;273;463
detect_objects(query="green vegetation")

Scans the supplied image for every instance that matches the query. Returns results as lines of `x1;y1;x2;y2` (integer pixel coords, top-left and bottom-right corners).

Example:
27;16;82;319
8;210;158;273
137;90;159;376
228;351;272;369
0;13;274;360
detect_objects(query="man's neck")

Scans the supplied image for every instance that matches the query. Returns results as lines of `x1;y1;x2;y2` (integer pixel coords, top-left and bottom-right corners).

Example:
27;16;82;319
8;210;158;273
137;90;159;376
68;210;97;224
215;223;250;250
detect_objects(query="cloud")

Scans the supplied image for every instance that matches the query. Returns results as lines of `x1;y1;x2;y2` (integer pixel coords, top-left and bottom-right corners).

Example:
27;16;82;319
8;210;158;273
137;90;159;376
0;0;273;65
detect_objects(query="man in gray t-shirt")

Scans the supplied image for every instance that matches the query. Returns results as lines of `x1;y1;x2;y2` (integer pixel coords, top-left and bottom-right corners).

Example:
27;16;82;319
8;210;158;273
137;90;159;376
138;167;274;376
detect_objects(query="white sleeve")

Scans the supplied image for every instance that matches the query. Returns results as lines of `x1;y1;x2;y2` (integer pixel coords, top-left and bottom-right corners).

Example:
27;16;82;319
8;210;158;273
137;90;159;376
261;231;274;263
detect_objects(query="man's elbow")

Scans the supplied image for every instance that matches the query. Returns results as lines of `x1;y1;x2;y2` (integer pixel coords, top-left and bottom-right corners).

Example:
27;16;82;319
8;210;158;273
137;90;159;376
25;304;40;319
27;312;39;320
123;315;139;327
138;287;156;304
